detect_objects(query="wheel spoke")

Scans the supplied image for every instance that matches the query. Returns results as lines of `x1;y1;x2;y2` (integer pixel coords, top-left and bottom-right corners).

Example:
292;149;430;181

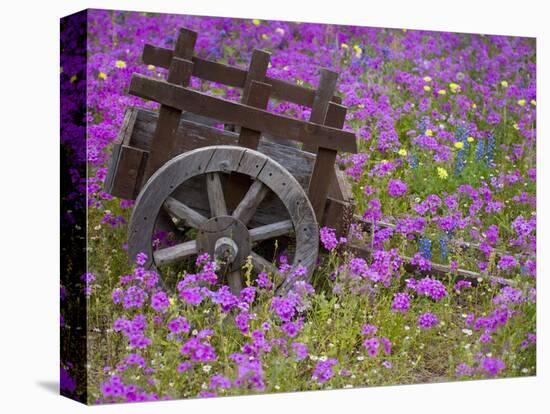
155;208;182;234
206;172;228;217
153;240;197;266
227;269;243;295
233;180;269;225
249;219;294;243
163;197;207;229
250;251;279;276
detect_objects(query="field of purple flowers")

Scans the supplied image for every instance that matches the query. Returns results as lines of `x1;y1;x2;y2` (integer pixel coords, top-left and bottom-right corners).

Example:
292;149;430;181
62;9;536;404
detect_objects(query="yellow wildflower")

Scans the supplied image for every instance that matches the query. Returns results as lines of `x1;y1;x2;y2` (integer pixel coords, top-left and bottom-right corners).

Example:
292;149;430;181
353;45;363;58
261;34;269;40
423;76;432;82
530;99;536;106
437;167;448;179
70;75;77;83
467;136;474;143
449;83;460;93
341;43;349;50
471;103;477;109
252;19;261;26
500;80;509;88
517;99;526;106
398;149;407;156
454;142;464;149
438;89;446;95
147;64;155;71
98;72;107;80
424;85;431;92
425;129;433;137
115;60;126;69
513;123;519;130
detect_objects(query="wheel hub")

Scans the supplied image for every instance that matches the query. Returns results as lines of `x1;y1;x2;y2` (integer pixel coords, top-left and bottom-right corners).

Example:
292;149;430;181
196;215;251;271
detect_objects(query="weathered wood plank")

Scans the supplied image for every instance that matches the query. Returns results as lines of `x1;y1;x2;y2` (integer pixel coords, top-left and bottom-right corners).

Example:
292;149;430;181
142;27;197;179
227;80;272;208
153;240;197;266
308;102;348;221
144;57;195;179
206;172;228;217
110;145;148;199
232;180;270;225
163;196;207;229
142;43;341;107
129;74;357;153
303;68;339;153
249;219;294;243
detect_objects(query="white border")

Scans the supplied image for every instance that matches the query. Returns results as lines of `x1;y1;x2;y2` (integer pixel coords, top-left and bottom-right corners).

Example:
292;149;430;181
0;1;546;413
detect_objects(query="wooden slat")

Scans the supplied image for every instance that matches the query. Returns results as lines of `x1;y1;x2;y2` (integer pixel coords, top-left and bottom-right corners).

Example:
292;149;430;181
142;43;340;107
110;145;148;199
232;180;270;225
143;31;196;180
249;219;294;242
303;69;339;153
242;49;270;103
129;74;357;153
163;196;207;229
308;102;348;220
153;240;197;266
226;80;273;209
238;81;272;149
206;172;228;217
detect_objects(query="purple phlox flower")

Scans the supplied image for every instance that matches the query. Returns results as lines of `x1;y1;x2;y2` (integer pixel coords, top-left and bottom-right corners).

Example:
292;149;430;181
388;178;407;197
136;252;148;266
209;374;231;390
361;324;378;336
125;353;146;368
167;316;190;334
122;286;147;309
409;276;447;301
257;272;273;290
320;226;339;251
211;285;238;312
150;291;170;313
417;312;439;329
292;342;309;361
270;296;296;322
312;358;338;383
363;337;380;357
179;286;204;306
479;357;506;377
239;286;256;304
497;255;518;270
180;338;217;362
391;292;411;313
410;253;432;271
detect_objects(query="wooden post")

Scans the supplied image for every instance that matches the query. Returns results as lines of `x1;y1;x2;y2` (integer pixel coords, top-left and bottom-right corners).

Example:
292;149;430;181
143;28;197;179
302;68;339;153
308;102;347;221
226;49;271;209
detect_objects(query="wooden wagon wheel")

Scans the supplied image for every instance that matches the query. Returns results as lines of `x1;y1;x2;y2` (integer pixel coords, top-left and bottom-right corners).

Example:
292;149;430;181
128;145;319;295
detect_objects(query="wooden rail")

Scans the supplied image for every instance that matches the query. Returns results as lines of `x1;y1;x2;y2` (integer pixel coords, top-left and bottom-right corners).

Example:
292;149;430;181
129;73;357;153
142;44;342;107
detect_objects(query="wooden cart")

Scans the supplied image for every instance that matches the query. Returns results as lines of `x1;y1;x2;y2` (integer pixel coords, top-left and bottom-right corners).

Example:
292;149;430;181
105;28;357;294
